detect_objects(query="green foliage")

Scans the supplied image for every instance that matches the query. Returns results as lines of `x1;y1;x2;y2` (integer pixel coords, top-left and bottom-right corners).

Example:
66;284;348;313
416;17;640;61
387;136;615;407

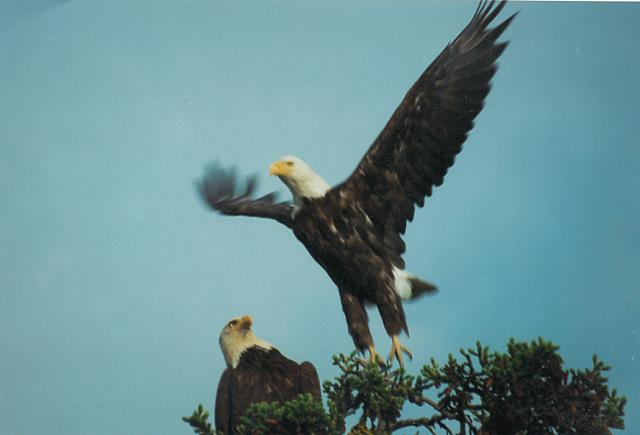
182;338;626;434
323;354;415;433
415;338;627;434
235;393;329;434
182;403;215;435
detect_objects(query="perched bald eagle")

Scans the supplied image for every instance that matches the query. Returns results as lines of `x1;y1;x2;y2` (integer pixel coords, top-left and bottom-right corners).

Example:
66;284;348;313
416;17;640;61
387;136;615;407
200;1;515;366
214;315;322;434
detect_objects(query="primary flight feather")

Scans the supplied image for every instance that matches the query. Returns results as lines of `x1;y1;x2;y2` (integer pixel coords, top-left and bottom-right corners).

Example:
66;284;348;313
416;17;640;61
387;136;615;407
199;0;516;366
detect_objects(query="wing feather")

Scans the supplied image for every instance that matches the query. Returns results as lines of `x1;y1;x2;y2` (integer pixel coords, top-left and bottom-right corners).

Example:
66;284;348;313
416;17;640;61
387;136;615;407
214;369;232;434
335;1;516;256
198;162;294;228
299;362;322;402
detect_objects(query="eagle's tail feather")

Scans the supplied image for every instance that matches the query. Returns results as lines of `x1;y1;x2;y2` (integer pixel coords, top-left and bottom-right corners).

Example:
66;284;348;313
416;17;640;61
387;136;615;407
393;266;437;300
408;277;438;300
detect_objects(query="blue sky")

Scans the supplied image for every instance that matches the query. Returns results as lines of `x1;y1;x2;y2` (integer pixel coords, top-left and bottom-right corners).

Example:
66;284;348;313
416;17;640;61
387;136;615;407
1;1;638;434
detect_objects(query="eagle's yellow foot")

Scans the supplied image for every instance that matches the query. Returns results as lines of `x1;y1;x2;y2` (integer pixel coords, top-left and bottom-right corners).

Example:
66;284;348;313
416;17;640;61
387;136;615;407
388;335;412;368
366;345;384;365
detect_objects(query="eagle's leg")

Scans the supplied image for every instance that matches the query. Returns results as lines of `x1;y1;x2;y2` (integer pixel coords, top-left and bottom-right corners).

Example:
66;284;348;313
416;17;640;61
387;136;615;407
376;292;412;367
367;344;384;365
388;335;413;368
339;290;378;363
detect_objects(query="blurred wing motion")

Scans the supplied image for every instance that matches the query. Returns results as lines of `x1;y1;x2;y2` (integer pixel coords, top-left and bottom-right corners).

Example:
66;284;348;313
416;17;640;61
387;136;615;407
199;162;294;228
200;0;516;367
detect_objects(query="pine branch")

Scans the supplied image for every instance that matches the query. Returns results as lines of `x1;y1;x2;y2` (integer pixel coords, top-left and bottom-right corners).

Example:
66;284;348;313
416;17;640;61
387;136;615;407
182;338;626;434
182;404;215;435
391;414;448;431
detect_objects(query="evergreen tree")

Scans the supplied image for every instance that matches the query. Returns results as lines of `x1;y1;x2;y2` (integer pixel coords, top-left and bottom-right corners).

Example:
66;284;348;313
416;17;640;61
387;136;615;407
183;338;626;434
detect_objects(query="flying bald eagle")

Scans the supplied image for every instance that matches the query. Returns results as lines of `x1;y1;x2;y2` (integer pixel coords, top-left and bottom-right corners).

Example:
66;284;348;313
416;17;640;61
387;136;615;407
200;1;515;366
215;315;322;434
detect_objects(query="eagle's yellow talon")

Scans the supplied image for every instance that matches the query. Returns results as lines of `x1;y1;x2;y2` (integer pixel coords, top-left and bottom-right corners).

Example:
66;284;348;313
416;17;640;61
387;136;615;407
388;335;412;368
365;345;384;365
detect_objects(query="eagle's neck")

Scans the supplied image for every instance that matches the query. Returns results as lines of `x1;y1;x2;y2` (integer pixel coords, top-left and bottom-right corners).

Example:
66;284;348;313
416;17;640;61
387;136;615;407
221;331;272;369
281;173;330;214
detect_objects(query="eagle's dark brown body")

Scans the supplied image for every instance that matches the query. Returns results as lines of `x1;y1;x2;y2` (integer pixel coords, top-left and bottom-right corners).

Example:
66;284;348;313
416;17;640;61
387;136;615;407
214;347;321;434
200;1;516;361
293;194;407;351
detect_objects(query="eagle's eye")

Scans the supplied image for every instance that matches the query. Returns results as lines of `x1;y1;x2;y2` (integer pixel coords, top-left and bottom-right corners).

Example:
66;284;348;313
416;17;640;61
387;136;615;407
286;161;294;167
228;320;238;327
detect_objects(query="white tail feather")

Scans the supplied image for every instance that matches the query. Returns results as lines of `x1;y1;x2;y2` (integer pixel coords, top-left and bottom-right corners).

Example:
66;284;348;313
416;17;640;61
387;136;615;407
393;267;414;300
393;266;437;300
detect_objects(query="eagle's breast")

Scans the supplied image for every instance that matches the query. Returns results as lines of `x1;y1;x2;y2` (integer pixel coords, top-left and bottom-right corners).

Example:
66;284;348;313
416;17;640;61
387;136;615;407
292;194;392;298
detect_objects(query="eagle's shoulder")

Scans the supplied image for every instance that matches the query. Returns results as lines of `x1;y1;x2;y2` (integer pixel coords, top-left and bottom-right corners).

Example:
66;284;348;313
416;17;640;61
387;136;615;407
237;346;297;373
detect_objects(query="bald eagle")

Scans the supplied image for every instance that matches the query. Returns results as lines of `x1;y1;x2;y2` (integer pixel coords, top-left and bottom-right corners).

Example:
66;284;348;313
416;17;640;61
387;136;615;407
200;1;515;366
215;315;322;434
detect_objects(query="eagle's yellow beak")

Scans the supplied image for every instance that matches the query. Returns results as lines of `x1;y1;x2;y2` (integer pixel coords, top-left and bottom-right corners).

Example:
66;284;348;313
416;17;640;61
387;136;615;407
238;315;253;330
269;161;290;176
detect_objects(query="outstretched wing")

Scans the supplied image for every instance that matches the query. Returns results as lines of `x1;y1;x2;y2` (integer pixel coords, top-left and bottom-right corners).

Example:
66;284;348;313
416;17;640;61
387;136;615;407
198;162;294;228
335;0;516;255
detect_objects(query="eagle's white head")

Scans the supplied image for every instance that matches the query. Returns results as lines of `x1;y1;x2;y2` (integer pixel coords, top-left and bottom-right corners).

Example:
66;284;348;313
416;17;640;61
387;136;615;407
219;315;273;369
269;156;331;209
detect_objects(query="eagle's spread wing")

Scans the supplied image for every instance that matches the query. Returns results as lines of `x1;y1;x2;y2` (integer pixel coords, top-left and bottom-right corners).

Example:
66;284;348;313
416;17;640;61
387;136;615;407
199;163;294;228
335;0;515;256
